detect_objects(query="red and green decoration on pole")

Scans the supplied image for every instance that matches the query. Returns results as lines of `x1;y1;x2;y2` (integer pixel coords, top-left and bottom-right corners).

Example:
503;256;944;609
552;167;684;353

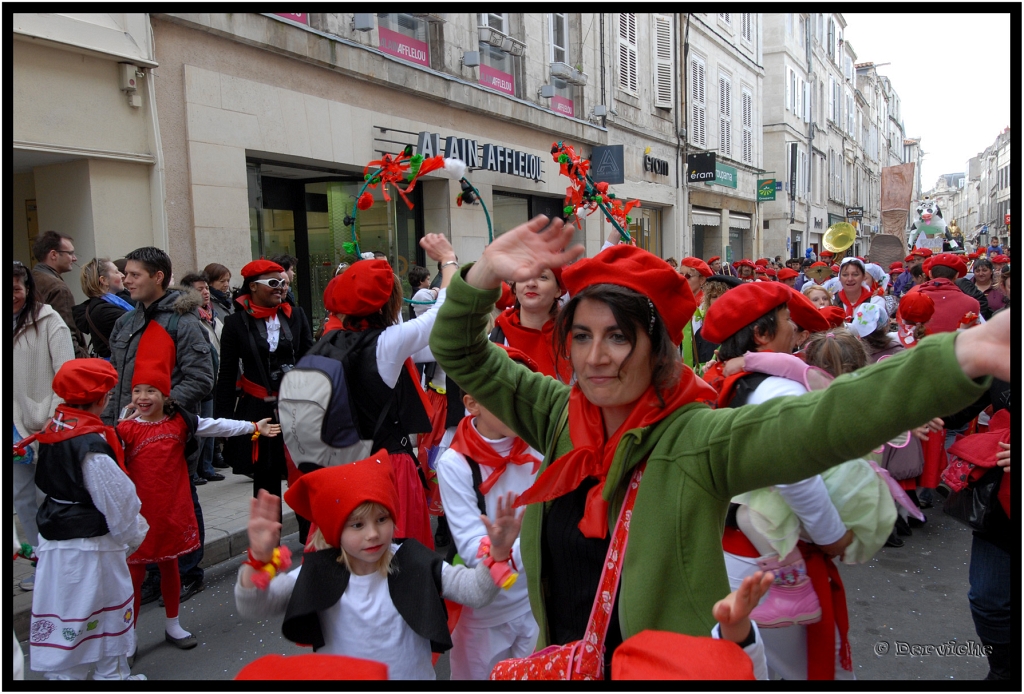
344;146;492;256
551;141;637;244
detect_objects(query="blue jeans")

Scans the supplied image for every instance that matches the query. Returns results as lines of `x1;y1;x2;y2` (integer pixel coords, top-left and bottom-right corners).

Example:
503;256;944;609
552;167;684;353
968;535;1011;645
198;399;216;478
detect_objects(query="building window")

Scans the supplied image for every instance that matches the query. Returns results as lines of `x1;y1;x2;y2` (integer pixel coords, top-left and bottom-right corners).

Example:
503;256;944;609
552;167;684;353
549;12;568;64
742;88;753;165
377;13;430;67
719;73;732;157
741;13;752;43
618;13;638;94
786;68;793;112
478;13;516;97
654;15;674;108
847;91;855;137
690;55;706;147
719;12;732;24
798;15;805;48
827;18;836;62
803;80;810;123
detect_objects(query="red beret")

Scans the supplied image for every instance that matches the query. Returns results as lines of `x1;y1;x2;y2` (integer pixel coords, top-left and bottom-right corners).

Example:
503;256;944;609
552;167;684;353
611;630;755;680
888;262;904;272
52;359;119;405
819;250;835;258
562;245;694;347
992;254;1011;264
329;259;394;317
777;267;799;281
856;256;865;261
821;305;847;328
236;654;388;680
323;275;344;314
548;265;565;291
786;285;830;333
904;254;916;263
240;259;285;279
967;252;980;260
924;253;967;278
284;450;400;547
707;256;721;264
496;281;516;311
830;264;840;273
912;247;933;258
131;321;175;397
733;259;756;270
809;261;828;269
754;258;769;267
899;290;936;324
702;282;792;344
680;257;713;278
763;267;777;278
497;344;540;373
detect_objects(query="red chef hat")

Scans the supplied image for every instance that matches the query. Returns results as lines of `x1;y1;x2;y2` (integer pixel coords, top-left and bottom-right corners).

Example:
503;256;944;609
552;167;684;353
561;244;694;346
496;281;516;311
924;253;967;278
235;654;388;680
328;259;395;317
611;630;755;680
786;285;829;333
130;321;176;397
52;359;119;405
777;267;799;281
284;450;400;547
821;305;848;328
680;257;713;278
240;259;285;280
702;282;792;344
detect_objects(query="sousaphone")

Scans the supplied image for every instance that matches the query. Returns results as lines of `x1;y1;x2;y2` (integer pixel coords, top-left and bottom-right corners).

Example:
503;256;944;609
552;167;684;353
823;222;856;253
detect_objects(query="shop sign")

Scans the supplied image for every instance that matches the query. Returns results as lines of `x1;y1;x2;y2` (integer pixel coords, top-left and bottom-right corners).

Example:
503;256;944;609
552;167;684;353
757;178;776;201
846;206;864;218
687;152;716;182
643;154;669;176
378;26;430;67
706;162;737;189
272;13;308;24
591;145;625;185
416;131;542;181
551;95;574;118
480;64;516;96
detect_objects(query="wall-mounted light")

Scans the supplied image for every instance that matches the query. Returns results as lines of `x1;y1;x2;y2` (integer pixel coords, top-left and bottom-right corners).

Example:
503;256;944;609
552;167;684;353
539;85;556;99
462;51;480;68
592;104;608;117
119;62;143;108
353;13;374;31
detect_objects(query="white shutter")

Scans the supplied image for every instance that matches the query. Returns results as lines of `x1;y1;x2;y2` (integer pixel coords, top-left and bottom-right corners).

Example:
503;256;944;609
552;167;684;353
785;69;791;112
803;80;811;123
618;13;638;94
719;74;732;157
742;88;753;164
690;56;706;147
654;15;673;108
828;77;834;122
742;13;752;42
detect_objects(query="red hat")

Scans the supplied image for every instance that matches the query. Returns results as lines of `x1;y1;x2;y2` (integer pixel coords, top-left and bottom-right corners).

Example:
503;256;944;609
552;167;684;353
810;261;828;269
777;267;799;281
912;247;933;258
329;259;394;317
763;267;777;278
702;282;792;344
733;259;756;270
131;321;175;397
904;254;916;263
754;258;769;267
561;244;694;347
899;291;936;324
888;262;904;273
821;305;847;328
924;253;967;278
548;265;566;291
236;654;388;680
856;256;865;262
967;251;980;260
284;450;400;547
786;285;830;333
819;250;835;258
496;281;516;311
830;264;840;273
992;254;1011;264
680;257;713;278
52;359;119;405
240;259;285;279
707;256;721;264
497;344;540;372
611;630;755;680
323;275;344;315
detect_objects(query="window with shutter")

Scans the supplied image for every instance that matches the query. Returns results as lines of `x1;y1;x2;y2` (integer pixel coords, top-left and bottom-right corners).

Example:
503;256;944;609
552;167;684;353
618;13;638;94
690;56;706;147
742;88;752;164
785;69;791;112
719;13;732;24
790;70;797;113
827;19;835;61
654;15;673;108
803;81;811;123
741;14;752;42
828;77;835;123
549;13;568;64
719;74;732;157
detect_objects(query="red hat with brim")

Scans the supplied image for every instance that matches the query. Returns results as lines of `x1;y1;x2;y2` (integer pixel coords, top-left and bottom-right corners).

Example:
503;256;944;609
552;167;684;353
924;253;967;279
241;259;285;280
680;257;713;278
284;451;400;547
777;268;799;281
611;630;755;680
786;285;830;333
329;259;394;317
52;359;119;405
561;244;694;347
236;654;388;680
131;321;176;397
702;282;792;344
821;305;847;328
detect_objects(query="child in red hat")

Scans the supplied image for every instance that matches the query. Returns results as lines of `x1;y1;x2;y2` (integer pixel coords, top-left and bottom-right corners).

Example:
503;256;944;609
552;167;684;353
116;321;281;651
19;360;149;680
235;452;523;680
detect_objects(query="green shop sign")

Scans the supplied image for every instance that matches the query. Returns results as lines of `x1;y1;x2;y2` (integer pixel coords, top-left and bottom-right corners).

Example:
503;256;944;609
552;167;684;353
706;162;737;189
757;178;776;201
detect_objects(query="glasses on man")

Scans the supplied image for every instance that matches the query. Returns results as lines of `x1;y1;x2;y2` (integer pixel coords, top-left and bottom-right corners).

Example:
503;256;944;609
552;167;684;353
251;278;289;289
55;250;77;257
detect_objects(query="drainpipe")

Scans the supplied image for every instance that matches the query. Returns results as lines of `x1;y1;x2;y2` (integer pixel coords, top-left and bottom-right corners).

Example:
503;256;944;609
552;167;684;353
599;13;606;129
143;19;169;254
673;13;682;257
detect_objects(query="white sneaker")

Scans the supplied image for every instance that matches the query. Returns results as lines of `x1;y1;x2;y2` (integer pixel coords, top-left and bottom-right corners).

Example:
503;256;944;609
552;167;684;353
19;574;34;591
125;674;147;680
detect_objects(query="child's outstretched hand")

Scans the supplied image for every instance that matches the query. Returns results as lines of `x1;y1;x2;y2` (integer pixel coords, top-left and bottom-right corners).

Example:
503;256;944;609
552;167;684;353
712;570;774;644
480;492;524;562
256;418;281;437
247;490;282;564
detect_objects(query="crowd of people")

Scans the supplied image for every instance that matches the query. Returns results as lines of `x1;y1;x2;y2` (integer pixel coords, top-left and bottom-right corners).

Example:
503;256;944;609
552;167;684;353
12;222;1010;681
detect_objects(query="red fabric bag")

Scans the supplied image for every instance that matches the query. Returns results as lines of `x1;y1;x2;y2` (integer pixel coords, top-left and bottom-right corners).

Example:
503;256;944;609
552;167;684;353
489;464;645;680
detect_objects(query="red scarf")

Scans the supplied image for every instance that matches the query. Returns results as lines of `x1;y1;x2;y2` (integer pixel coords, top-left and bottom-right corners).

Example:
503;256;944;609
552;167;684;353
494;308;571;383
24;405;127;473
236;295;292;320
837;286;872;320
322;314;344;335
516;374;716;538
449;417;540;494
800;542;853;679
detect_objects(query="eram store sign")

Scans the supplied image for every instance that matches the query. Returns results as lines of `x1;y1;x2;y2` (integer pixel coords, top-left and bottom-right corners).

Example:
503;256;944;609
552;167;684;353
417;131;543;181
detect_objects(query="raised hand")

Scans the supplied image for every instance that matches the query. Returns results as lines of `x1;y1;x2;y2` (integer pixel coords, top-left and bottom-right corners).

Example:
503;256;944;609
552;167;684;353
466;216;584;290
712;570;774;644
256;418;281;438
247;490;282;564
480;491;524;562
420;233;458;264
954;309;1010;381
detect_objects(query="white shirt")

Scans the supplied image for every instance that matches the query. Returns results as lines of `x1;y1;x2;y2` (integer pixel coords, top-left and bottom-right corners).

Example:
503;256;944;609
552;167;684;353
265;313;281;352
375;288;446;388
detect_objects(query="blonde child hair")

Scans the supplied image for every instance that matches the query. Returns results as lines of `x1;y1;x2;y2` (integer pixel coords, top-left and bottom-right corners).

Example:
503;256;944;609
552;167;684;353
801;283;833;303
308;501;396;577
802;326;867;378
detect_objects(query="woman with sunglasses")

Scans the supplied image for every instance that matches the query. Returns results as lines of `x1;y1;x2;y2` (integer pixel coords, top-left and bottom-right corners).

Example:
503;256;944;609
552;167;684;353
214;260;313;503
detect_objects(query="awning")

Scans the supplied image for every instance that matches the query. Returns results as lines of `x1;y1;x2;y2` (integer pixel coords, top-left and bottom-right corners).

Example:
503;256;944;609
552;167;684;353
691;209;720;226
729;214;751;230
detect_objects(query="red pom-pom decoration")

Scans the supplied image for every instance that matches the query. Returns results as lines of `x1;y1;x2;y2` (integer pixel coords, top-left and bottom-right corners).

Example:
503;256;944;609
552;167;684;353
357;192;374;211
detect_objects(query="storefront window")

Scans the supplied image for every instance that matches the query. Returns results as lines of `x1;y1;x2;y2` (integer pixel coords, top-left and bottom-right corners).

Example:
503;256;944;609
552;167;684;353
377;13;430;67
629;208;662;258
493;192;530;236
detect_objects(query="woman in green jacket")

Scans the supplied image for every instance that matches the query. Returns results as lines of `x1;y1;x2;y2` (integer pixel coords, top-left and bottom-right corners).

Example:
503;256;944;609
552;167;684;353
428;216;1010;671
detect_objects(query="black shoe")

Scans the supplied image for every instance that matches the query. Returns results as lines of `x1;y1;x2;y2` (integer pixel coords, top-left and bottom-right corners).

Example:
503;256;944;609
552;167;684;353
165;632;198;650
202;472;225;482
908;514;927;528
895;516;913;536
212;456;230;469
179;579;203;604
917;498;933;510
192;476;207;486
884;532;904;548
140;579;160;606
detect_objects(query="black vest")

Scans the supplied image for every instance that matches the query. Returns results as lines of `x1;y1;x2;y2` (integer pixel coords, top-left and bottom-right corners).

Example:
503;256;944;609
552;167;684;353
282;539;452;653
35;434;113;541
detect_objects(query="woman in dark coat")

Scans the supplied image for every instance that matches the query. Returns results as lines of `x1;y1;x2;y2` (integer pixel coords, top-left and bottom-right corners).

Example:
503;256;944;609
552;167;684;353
72;258;133;359
204;262;236;318
214;260;312;502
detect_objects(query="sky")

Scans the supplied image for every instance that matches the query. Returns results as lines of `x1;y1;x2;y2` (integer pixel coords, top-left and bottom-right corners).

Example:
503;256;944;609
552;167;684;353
843;13;1012;191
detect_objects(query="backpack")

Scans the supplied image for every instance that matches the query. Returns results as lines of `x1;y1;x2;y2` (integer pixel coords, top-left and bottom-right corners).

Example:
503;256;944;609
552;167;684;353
277;329;391;472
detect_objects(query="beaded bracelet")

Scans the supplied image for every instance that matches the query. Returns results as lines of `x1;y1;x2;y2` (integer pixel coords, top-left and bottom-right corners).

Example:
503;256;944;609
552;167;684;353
477;537;518;590
244;546;292;590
